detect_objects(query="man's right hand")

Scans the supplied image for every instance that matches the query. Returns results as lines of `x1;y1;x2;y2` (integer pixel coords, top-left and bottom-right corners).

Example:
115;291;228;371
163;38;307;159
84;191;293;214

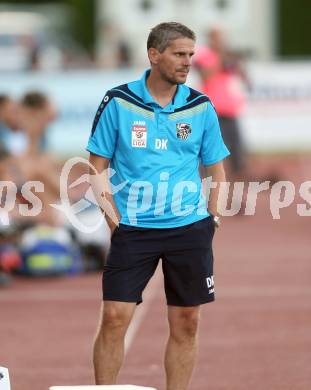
107;218;120;236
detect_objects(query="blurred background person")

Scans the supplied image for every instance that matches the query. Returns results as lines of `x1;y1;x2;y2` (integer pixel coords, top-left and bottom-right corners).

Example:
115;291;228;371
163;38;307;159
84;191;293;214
0;95;24;285
194;27;249;185
17;91;59;225
2;91;60;227
0;94;26;226
0;92;87;279
0;94;24;157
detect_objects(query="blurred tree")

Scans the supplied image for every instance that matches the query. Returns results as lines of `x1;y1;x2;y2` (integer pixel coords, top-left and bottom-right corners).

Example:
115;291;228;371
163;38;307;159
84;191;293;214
278;0;311;57
0;0;96;54
65;0;96;55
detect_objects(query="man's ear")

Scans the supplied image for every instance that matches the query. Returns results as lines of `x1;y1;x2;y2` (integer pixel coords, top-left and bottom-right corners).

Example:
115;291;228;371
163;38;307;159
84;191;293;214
148;47;160;65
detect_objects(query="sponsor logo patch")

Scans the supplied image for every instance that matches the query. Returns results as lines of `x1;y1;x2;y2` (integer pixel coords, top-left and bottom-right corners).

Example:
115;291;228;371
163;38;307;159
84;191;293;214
132;122;147;148
176;123;192;140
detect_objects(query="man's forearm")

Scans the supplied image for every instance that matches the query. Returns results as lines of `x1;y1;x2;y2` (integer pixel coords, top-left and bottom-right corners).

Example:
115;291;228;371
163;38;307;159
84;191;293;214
89;154;120;229
100;189;120;228
203;162;227;217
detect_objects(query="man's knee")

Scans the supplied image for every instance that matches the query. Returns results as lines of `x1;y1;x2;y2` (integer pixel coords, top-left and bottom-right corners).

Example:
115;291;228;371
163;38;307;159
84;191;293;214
169;307;200;341
101;302;134;333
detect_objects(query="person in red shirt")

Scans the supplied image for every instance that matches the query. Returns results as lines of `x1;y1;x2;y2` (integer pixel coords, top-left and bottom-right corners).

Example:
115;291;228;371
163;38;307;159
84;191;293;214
194;28;248;182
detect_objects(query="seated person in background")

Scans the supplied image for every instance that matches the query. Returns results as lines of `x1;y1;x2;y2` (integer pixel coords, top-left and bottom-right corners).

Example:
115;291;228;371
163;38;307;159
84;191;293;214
0;94;25;224
5;91;61;226
1;93;104;275
0;94;25;157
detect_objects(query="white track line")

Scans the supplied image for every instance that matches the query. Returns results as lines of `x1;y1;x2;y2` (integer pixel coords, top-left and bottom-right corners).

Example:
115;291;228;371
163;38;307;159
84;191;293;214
124;266;162;355
0;266;162;357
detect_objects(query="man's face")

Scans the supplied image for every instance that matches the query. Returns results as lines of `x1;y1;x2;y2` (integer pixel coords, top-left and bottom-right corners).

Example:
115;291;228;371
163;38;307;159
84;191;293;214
21;100;58;136
151;37;195;85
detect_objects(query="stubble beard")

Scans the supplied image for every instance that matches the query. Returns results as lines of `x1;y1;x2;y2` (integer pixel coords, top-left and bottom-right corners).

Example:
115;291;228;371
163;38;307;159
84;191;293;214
160;67;187;86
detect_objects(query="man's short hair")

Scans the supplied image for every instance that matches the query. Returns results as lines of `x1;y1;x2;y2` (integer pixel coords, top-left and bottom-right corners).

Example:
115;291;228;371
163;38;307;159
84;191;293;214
21;91;48;109
147;22;196;53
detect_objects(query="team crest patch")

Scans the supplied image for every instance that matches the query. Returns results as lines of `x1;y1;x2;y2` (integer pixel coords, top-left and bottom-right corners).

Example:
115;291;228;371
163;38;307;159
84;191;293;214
176;123;192;140
132;122;147;148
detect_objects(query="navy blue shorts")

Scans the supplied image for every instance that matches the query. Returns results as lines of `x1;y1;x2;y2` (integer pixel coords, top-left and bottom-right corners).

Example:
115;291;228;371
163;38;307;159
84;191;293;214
103;217;216;306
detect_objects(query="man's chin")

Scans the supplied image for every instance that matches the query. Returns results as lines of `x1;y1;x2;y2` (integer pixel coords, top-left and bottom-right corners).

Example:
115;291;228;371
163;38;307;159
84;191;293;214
177;78;187;85
174;75;188;85
165;74;188;86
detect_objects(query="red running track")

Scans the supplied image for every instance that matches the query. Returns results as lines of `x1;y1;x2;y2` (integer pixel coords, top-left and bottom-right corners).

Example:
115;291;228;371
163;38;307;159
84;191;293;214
1;155;311;390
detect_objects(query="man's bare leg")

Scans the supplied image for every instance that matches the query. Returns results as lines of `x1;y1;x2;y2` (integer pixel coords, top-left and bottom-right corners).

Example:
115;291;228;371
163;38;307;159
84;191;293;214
165;305;201;390
93;301;136;384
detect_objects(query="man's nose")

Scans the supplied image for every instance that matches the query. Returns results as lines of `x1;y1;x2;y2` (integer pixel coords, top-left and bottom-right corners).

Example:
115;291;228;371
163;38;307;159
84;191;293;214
183;56;191;66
